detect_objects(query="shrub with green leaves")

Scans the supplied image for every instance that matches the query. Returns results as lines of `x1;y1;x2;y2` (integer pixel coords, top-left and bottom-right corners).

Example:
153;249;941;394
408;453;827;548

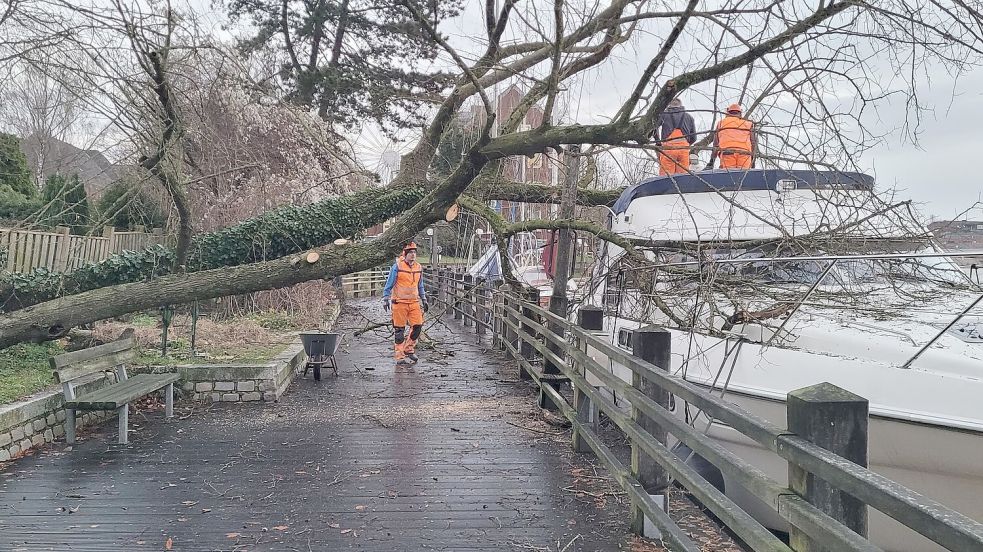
39;173;91;233
0;184;42;221
0;133;35;199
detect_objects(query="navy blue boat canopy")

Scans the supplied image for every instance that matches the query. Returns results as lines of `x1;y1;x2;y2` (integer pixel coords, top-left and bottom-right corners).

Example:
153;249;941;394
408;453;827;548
612;169;875;214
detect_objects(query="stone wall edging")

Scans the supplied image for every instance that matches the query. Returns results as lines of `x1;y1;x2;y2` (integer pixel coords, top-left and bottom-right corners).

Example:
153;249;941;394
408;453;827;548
178;299;341;403
0;374;115;462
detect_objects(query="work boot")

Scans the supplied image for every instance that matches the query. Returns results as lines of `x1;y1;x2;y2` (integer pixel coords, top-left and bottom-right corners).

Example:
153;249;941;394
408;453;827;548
396;357;413;366
406;352;419;362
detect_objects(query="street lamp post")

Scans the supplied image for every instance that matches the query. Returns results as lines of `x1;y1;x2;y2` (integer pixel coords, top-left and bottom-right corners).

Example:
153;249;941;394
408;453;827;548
426;227;436;267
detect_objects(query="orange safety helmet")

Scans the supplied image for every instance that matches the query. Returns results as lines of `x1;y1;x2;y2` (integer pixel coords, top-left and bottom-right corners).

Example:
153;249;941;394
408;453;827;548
727;103;743;114
402;241;418;254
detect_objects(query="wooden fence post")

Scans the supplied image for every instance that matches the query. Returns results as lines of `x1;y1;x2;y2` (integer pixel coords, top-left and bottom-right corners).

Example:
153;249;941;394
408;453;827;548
102;226;115;258
630;325;672;537
54;226;70;272
573;306;604;453
438;268;447;309
489;280;502;348
518;287;539;380
451;268;464;320
787;382;869;552
475;277;487;339
497;284;510;352
463;274;474;327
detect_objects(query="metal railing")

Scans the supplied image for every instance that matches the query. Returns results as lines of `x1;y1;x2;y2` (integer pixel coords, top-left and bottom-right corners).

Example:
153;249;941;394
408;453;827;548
423;266;983;552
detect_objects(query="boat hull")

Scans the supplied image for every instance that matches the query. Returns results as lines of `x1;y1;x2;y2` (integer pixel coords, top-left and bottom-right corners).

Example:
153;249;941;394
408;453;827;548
702;391;983;552
588;322;983;552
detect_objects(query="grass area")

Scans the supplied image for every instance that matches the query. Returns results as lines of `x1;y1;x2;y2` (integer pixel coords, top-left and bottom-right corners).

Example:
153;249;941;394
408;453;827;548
0;342;64;404
134;341;290;366
97;311;304;367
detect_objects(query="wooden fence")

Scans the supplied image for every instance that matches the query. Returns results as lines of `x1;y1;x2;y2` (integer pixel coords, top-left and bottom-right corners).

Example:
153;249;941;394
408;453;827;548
339;261;471;299
340;268;391;298
0;226;166;274
418;266;983;552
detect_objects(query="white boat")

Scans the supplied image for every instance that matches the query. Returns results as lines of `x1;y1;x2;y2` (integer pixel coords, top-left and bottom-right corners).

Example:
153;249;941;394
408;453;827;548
586;168;983;552
469;232;577;305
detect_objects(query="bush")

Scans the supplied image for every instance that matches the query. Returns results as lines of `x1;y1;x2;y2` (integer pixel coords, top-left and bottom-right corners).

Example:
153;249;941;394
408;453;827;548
0;184;42;221
0;133;35;199
97;179;167;230
39;173;91;233
249;310;296;331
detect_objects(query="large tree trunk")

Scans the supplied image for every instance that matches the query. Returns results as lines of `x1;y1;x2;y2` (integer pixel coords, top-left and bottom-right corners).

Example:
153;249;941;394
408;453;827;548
0;241;389;348
0;184;429;310
0;134;488;348
0;179;620;311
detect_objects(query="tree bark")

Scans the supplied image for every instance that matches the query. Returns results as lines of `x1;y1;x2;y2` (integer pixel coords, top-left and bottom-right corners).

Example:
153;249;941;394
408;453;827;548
469;178;623;207
0;241;389;348
0;184;429;310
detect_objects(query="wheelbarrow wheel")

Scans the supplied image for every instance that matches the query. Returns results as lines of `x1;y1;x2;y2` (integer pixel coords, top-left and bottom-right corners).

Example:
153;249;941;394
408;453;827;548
313;363;322;381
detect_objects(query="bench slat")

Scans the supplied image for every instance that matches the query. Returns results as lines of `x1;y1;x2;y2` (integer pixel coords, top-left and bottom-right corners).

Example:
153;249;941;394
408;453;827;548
67;373;179;411
51;338;137;383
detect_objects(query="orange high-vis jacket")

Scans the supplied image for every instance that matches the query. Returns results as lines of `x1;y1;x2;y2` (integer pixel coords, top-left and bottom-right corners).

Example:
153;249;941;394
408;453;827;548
716;115;753;154
389;258;423;303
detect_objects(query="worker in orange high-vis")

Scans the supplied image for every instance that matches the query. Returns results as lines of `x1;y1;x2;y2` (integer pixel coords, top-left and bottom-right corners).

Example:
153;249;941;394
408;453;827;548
707;103;756;170
656;98;697;175
382;242;429;366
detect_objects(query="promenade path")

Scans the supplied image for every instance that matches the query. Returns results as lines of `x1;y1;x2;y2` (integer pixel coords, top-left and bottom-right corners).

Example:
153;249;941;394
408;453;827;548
0;300;707;551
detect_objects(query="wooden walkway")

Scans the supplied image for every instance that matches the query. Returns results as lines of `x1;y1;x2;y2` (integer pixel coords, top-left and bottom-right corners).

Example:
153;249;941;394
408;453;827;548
0;301;659;551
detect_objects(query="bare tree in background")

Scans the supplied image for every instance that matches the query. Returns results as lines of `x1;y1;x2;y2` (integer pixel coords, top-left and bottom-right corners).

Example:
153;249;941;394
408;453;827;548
177;50;369;232
0;61;86;189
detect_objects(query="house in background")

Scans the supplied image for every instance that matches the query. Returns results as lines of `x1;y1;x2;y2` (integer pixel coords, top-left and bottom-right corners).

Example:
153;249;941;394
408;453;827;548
465;84;566;224
928;220;983;271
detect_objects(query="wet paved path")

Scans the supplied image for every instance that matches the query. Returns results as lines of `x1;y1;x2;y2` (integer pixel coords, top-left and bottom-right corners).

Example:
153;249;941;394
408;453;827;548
0;300;640;551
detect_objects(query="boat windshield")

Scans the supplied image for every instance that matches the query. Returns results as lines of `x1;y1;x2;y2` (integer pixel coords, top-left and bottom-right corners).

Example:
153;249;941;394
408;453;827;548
834;256;966;285
736;259;827;285
664;248;968;288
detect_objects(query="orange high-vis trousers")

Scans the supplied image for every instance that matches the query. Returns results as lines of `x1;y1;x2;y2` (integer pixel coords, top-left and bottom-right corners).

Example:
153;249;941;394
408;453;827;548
658;129;690;175
720;151;752;169
392;301;424;359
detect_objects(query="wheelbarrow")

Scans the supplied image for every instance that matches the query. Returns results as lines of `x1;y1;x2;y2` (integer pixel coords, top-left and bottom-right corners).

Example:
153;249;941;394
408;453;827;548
300;332;343;381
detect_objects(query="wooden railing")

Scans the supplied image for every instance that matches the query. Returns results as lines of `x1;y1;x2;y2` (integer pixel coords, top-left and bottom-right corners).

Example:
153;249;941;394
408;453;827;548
423;266;983;552
0;226;166;274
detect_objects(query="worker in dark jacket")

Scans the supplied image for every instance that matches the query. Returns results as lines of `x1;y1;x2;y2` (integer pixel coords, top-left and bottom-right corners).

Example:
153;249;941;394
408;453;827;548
656;98;697;175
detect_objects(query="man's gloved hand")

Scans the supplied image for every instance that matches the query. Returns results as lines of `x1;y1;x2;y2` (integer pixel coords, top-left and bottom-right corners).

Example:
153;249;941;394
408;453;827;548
382;298;391;312
421;298;430;313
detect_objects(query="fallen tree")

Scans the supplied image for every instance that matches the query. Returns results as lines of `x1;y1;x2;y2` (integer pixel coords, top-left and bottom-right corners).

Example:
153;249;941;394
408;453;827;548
0;185;429;310
0;178;622;310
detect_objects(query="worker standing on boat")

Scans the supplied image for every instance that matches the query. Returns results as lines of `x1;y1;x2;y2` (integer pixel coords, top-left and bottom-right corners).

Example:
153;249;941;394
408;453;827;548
707;103;756;170
382;242;429;366
657;98;697;175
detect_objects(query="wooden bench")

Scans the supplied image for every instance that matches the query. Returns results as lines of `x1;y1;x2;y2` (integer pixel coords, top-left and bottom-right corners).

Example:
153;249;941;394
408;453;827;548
51;334;179;445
